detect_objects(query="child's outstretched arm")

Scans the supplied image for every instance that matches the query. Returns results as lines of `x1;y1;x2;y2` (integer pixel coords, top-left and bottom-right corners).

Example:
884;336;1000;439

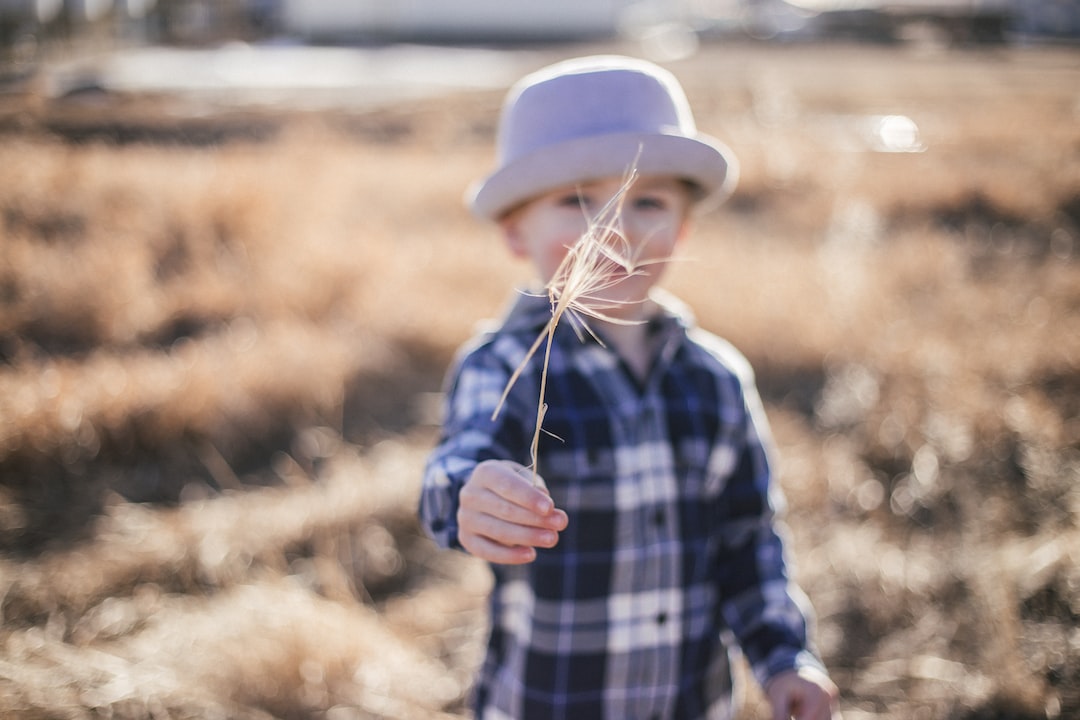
457;459;568;565
421;327;565;563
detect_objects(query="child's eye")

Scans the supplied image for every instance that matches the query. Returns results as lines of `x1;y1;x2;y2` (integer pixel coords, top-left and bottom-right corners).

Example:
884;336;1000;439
633;195;668;211
556;193;588;209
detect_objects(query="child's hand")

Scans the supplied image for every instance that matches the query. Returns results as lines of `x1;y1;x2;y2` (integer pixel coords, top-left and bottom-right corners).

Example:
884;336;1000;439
458;460;569;564
765;666;841;720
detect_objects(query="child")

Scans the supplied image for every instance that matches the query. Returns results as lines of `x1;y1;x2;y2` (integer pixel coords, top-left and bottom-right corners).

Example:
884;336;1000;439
420;55;840;720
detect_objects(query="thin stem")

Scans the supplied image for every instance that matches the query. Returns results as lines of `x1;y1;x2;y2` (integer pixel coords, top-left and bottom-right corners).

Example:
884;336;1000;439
529;313;556;487
492;161;645;485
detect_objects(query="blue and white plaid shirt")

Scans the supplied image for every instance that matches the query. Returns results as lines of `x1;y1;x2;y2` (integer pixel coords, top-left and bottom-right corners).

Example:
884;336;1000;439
421;290;824;720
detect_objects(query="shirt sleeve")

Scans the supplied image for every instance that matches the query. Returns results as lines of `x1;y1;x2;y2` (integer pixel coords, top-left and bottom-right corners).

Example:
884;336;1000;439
419;339;535;551
715;377;828;687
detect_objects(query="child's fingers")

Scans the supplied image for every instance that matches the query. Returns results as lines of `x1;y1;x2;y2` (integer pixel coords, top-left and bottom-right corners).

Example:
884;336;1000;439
508;462;552;495
460;507;560;550
459;534;537;565
458;499;559;565
459;486;563;547
466;490;558;530
458;460;568;563
470;460;562;519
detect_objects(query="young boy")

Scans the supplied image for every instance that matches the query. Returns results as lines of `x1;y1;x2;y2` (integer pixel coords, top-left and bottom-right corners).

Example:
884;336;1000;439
420;55;840;720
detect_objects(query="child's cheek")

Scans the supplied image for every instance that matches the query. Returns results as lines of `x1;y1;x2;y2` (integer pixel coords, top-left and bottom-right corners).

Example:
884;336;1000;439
546;240;574;272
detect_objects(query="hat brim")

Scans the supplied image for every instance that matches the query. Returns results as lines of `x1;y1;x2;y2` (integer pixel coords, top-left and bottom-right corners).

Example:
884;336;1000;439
467;131;738;221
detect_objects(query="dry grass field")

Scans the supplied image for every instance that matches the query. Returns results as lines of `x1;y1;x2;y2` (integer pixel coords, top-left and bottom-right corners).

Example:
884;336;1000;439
0;39;1078;719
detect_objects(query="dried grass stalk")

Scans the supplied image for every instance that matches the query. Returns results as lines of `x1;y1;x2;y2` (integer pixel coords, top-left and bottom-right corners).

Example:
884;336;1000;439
491;167;655;486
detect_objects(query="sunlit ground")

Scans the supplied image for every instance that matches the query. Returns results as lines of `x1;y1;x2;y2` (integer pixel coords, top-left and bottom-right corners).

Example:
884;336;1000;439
0;38;1078;720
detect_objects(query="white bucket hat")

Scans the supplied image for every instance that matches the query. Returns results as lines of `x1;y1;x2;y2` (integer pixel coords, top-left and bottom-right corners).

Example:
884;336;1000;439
467;55;738;221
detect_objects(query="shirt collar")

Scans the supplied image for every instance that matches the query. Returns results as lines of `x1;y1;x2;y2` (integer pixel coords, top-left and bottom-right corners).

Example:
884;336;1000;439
496;286;697;339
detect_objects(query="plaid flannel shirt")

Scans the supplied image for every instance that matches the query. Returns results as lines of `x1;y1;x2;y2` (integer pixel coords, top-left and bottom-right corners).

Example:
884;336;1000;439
420;290;824;720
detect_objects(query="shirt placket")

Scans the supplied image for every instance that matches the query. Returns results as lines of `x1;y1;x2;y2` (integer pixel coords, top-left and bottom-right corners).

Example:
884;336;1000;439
608;384;682;720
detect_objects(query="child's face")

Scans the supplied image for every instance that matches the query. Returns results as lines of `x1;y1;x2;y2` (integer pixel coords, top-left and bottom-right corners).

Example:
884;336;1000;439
500;175;691;320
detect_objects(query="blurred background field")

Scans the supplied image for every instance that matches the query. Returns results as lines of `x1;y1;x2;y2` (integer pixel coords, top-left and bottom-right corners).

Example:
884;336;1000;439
1;8;1079;719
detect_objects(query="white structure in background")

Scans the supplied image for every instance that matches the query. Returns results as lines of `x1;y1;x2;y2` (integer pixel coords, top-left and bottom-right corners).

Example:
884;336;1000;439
278;0;690;41
0;0;155;23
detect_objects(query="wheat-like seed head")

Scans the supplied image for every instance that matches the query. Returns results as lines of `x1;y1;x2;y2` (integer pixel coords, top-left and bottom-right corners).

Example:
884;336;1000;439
547;170;645;334
491;167;662;484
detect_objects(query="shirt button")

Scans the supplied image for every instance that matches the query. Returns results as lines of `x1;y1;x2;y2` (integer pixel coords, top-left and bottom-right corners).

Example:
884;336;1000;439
652;509;665;527
656;612;668;626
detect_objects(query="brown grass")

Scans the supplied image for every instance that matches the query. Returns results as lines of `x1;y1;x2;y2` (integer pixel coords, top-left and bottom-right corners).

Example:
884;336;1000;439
0;40;1078;719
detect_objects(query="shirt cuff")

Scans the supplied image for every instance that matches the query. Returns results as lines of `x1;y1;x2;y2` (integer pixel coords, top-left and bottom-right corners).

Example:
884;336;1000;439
759;648;828;688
